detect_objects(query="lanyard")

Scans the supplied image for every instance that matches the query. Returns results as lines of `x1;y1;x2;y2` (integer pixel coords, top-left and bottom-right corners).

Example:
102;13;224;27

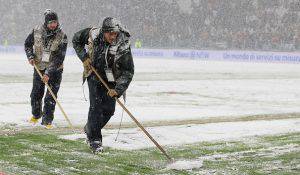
104;45;110;69
43;35;55;51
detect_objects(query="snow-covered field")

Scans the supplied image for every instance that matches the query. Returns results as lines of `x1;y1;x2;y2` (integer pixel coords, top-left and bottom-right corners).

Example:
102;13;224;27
1;52;300;173
1;53;300;127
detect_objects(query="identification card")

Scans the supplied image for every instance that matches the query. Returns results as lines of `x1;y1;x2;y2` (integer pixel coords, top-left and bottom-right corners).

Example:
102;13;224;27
42;51;50;62
105;68;115;82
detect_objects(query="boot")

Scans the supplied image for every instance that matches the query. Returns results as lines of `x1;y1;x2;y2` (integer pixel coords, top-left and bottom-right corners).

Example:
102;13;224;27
89;140;103;154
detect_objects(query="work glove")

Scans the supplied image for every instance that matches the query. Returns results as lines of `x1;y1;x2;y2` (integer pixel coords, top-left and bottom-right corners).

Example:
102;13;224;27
28;57;35;66
107;89;118;98
83;58;92;69
42;74;50;83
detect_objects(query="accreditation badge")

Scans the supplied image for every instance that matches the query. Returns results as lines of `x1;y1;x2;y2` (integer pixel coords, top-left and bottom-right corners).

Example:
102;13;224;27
42;50;50;62
105;68;115;82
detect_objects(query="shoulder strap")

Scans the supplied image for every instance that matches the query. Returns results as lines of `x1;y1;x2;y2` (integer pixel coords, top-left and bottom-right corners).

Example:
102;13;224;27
87;27;100;59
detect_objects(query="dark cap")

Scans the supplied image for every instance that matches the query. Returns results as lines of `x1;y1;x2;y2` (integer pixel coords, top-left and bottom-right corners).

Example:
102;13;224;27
102;17;120;33
44;9;58;24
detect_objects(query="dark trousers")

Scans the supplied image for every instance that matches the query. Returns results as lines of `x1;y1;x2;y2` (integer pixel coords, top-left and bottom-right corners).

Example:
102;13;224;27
30;69;62;124
85;75;116;142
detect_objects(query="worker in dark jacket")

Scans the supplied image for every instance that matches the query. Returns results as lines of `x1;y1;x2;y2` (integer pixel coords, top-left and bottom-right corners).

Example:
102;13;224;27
24;9;68;129
72;17;134;153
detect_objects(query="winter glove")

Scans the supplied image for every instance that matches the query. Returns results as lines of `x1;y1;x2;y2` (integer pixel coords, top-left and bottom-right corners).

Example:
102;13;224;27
28;58;35;66
107;89;118;98
83;58;92;69
42;74;50;83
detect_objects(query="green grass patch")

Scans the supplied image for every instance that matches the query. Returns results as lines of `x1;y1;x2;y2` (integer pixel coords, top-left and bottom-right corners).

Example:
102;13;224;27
0;132;299;174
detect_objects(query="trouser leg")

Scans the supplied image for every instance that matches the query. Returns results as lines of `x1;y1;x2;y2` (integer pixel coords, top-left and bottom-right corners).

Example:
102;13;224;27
30;69;45;118
42;70;63;125
85;76;116;142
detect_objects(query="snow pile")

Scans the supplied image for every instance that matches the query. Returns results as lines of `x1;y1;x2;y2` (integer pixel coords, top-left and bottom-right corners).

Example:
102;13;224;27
59;118;300;150
166;159;203;170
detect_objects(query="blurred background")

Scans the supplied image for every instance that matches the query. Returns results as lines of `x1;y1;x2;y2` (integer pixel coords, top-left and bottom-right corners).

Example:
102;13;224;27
0;0;299;51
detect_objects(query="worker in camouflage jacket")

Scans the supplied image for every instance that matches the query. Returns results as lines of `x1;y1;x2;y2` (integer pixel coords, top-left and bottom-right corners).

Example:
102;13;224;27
72;17;134;153
24;9;68;129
